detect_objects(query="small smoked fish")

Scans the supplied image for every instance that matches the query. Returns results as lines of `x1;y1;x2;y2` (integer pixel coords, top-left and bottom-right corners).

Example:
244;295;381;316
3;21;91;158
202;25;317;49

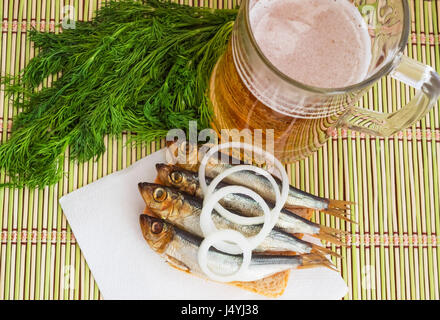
155;163;345;245
138;182;338;257
140;214;333;282
167;142;353;221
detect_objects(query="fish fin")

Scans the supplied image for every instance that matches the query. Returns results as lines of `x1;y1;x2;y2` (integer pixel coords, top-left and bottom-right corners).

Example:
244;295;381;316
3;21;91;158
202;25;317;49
328;199;355;210
322;208;357;223
165;255;191;273
283;206;314;219
311;244;342;258
303;208;315;220
325;209;352;217
299;253;339;272
313;232;345;247
319;224;350;236
317;200;356;222
230;270;291;298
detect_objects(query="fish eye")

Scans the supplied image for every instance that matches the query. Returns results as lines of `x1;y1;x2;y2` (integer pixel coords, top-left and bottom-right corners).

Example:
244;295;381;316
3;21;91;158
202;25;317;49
151;221;163;234
153;188;167;202
170;171;182;183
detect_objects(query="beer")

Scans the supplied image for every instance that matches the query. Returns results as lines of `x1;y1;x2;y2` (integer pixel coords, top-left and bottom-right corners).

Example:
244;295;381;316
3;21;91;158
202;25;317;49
209;0;371;161
250;0;371;88
209;42;340;161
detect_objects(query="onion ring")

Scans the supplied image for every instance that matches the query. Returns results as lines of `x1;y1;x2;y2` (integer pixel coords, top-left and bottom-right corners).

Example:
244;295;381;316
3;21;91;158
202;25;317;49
198;142;289;215
204;164;280;226
196;142;289;282
199;185;271;254
198;230;252;283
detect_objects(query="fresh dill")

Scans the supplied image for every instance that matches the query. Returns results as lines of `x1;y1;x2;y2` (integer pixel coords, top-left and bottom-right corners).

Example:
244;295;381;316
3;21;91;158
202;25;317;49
0;0;237;188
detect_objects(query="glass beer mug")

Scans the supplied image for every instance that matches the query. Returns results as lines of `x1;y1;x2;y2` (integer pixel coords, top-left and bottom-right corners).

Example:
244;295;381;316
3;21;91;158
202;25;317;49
209;0;440;162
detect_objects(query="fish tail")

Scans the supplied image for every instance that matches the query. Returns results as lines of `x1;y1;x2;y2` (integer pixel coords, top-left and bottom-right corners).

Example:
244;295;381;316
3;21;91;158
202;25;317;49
299;253;338;271
319;224;350;236
325;209;352;217
313;231;346;247
322;208;357;223
311;244;342;258
328;200;355;210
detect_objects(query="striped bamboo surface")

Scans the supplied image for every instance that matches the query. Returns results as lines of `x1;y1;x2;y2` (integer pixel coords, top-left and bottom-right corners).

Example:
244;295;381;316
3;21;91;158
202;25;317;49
0;0;439;300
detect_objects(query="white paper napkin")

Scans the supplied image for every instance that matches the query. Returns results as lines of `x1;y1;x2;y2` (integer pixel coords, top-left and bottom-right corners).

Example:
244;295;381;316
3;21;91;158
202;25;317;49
59;149;348;300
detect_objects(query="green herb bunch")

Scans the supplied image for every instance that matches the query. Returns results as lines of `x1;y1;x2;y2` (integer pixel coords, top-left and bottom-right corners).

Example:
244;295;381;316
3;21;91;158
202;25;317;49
0;0;237;188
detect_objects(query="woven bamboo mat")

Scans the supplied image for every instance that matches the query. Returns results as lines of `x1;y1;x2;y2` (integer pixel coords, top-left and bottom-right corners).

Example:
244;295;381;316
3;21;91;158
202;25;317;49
0;0;439;300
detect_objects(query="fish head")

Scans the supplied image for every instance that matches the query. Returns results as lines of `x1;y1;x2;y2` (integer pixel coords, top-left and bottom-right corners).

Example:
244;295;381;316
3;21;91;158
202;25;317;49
138;182;186;220
139;215;174;254
155;163;198;195
155;163;179;186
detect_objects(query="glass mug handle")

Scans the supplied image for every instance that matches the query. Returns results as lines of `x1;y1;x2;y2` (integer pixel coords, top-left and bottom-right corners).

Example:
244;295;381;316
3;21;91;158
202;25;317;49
338;54;440;136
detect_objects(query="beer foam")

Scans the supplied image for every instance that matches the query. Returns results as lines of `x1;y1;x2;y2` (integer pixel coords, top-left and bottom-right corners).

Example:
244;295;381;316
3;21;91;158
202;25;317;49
250;0;372;88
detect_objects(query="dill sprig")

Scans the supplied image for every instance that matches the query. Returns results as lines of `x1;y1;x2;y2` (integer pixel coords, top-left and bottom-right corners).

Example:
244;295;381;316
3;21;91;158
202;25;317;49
0;0;237;188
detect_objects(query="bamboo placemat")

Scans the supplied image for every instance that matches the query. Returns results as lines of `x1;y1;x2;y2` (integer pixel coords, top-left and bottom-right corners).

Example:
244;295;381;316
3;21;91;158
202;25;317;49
0;0;439;300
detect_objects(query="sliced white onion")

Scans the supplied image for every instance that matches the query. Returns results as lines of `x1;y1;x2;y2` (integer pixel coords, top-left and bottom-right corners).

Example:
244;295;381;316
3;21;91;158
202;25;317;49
196;142;290;282
200;185;271;254
204;164;280;226
198;142;289;210
197;230;252;283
